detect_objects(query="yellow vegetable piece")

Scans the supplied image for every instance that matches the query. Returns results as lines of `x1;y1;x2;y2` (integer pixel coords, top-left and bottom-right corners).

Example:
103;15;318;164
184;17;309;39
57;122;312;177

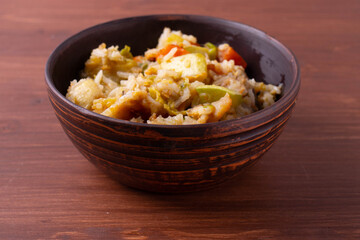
92;97;117;114
166;33;184;45
195;85;242;107
148;87;164;104
160;53;208;82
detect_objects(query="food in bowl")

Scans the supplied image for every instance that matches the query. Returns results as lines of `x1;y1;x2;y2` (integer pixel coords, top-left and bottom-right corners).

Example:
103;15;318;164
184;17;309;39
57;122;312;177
66;27;282;124
46;15;300;192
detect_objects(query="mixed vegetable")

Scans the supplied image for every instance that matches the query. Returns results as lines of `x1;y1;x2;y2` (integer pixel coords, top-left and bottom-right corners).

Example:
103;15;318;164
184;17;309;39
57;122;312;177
66;28;281;124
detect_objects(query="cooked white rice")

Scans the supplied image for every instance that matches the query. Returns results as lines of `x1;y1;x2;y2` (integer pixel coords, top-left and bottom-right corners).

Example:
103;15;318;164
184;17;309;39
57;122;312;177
66;27;282;125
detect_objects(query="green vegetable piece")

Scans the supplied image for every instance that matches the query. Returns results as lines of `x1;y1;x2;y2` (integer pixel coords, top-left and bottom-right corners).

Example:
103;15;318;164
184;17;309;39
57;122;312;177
149;87;184;116
184;45;209;56
164;103;186;116
196;85;242;107
149;87;163;104
120;45;133;59
141;62;148;72
204;42;217;60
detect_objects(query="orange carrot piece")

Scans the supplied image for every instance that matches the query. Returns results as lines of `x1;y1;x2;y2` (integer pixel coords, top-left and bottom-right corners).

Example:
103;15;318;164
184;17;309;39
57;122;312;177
156;44;189;60
218;45;247;68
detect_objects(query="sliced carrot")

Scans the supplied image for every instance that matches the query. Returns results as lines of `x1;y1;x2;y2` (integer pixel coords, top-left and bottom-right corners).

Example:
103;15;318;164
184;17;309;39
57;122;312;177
218;45;247;68
156;44;189;61
133;56;145;62
190;42;201;46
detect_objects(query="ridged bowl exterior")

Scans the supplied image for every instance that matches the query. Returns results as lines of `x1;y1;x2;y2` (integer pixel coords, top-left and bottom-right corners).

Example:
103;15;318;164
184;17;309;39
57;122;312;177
45;15;300;193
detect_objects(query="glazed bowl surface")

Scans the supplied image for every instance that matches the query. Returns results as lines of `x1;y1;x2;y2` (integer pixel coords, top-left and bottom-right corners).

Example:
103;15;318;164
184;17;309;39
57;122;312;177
45;14;300;193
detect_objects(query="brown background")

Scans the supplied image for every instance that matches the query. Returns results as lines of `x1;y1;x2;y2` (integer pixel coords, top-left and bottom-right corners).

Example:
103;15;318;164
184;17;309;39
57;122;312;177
1;0;359;239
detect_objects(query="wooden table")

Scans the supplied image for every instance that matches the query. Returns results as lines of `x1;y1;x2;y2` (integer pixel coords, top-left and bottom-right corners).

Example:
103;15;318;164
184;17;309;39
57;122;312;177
1;0;359;239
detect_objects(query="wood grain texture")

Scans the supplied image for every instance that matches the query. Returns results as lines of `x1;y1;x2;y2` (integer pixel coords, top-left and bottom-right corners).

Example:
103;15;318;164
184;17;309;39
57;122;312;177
1;0;359;239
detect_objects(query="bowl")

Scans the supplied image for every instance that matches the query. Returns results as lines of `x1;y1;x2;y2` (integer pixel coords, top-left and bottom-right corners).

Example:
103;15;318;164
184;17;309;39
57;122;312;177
45;15;300;193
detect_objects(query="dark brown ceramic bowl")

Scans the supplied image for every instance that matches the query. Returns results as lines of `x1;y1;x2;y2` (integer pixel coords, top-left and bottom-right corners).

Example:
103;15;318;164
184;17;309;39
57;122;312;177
45;15;300;193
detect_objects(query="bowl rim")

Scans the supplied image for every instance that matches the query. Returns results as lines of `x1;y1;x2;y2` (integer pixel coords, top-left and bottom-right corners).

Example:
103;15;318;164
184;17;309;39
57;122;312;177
45;14;300;129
